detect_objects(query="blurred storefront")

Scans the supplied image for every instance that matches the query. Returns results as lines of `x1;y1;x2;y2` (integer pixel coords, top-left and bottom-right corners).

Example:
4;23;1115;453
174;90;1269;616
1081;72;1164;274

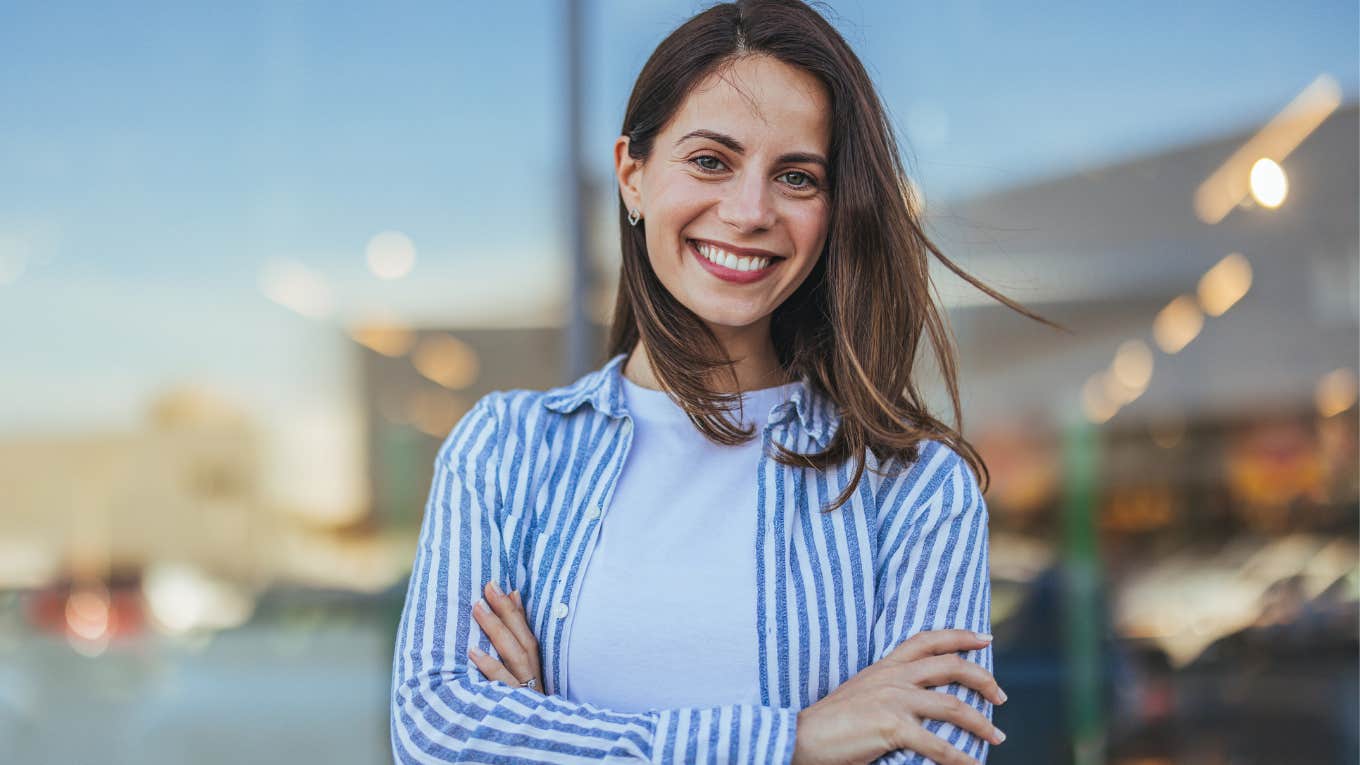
353;324;609;529
936;99;1359;763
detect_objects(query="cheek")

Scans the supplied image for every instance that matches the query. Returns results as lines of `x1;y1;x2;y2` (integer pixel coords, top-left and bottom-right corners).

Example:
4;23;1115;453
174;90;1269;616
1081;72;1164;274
777;204;829;289
654;182;712;224
642;180;714;265
788;202;830;255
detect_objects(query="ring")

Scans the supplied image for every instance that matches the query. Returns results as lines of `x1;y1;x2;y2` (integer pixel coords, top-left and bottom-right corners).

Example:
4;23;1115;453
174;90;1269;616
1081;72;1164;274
518;677;538;690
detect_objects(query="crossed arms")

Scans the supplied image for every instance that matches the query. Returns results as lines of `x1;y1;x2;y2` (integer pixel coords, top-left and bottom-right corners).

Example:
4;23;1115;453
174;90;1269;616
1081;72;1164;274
389;393;992;764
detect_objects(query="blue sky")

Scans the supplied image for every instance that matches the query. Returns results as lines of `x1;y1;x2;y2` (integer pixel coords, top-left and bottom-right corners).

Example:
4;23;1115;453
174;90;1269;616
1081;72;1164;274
0;0;1356;442
4;1;1356;279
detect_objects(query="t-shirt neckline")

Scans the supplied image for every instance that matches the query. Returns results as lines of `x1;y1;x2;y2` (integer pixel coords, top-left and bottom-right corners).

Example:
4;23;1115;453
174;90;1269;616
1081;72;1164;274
620;374;803;426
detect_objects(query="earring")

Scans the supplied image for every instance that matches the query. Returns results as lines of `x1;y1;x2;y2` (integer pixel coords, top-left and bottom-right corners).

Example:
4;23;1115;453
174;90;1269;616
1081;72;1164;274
627;208;642;226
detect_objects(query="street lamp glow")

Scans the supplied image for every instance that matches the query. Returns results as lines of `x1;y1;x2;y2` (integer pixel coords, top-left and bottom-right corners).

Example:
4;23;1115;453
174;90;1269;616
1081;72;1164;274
1153;295;1204;354
1316;368;1358;417
1082;373;1119;424
1248;158;1288;208
1193;74;1339;223
1197;253;1253;317
1112;339;1154;391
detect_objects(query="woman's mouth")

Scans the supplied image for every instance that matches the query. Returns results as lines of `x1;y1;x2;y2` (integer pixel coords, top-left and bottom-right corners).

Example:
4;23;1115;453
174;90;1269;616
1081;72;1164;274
687;239;783;284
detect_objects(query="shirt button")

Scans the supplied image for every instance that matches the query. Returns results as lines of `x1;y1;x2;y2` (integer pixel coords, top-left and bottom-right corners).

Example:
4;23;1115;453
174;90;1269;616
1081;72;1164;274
552;602;569;619
585;505;601;520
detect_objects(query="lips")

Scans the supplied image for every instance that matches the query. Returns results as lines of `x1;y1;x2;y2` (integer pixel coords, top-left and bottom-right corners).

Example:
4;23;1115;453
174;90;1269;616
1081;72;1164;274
688;237;784;262
687;239;783;284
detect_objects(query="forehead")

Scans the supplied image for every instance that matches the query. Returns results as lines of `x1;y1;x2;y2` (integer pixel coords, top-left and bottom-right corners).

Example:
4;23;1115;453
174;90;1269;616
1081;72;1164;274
664;54;830;153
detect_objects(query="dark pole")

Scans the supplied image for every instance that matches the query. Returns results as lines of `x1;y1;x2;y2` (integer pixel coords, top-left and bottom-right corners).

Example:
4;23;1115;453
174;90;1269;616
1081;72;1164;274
565;0;593;381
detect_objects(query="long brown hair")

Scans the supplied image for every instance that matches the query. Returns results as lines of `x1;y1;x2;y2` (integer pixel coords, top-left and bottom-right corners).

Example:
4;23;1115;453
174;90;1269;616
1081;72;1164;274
606;0;1068;513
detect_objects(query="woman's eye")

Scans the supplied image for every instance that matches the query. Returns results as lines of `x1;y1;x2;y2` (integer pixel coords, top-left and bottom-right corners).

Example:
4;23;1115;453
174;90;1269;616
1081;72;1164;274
689;156;818;191
781;171;816;189
691;155;726;172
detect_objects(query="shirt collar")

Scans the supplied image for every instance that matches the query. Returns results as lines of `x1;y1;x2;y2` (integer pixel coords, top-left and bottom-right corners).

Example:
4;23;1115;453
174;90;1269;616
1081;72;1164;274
542;352;839;447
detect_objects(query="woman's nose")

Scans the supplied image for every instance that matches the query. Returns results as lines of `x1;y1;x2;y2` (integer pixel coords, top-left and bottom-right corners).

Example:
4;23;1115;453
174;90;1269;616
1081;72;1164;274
717;172;777;233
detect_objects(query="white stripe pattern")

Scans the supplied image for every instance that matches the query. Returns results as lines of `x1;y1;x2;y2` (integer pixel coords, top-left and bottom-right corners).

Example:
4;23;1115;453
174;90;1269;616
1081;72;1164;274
391;352;993;763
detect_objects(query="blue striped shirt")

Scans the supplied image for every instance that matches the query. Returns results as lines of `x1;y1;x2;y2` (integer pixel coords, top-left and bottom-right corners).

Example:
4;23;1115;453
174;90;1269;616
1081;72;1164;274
390;351;994;764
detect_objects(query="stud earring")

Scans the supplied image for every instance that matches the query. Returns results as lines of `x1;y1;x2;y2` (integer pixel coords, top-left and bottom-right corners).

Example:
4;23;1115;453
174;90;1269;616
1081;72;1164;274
627;208;642;226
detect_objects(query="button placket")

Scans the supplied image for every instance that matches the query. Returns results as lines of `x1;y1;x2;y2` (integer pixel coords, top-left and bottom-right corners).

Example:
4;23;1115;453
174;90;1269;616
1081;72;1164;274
762;422;779;536
556;414;634;700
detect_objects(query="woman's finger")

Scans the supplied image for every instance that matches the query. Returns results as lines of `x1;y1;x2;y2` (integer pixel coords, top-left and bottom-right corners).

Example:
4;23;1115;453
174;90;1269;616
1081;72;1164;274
484;582;538;654
467;645;521;686
895;721;981;765
472;596;533;678
899;652;1006;706
905;686;1004;747
887;629;993;665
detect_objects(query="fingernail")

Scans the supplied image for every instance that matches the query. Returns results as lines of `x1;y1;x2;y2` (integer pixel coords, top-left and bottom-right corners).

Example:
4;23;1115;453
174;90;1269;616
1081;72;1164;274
997;688;1008;704
475;598;488;613
994;727;1006;744
468;646;484;658
489;581;503;597
974;631;993;642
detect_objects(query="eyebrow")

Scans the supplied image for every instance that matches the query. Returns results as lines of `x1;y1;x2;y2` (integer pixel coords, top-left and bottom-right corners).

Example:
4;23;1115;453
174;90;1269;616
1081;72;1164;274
677;129;827;169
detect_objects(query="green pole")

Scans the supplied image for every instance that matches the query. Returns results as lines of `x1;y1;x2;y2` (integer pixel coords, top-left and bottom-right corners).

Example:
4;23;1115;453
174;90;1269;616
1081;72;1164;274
1060;412;1105;765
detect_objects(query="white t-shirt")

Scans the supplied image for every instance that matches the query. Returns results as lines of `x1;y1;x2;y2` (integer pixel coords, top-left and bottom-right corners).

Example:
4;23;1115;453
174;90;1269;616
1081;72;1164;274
562;373;803;713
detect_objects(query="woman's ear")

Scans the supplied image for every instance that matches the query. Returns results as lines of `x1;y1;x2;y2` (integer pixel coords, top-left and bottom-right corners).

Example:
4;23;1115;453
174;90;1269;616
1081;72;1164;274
614;135;644;214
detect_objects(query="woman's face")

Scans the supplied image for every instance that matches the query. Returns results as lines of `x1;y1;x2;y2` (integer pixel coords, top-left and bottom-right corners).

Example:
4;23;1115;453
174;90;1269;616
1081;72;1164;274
615;54;831;337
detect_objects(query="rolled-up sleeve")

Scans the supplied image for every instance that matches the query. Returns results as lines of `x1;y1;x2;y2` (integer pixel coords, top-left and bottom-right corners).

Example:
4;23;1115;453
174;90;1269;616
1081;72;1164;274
389;392;800;764
868;441;994;764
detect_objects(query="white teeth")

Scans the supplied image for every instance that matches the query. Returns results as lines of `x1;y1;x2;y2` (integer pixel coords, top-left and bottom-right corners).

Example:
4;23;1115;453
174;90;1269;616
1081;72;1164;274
695;241;771;272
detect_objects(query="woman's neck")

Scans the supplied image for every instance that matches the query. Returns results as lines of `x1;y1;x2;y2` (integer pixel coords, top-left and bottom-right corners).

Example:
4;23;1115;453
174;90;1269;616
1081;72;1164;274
623;337;791;394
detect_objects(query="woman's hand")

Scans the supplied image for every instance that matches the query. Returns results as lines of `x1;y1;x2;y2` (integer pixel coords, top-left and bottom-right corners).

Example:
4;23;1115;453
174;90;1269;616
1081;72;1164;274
466;580;545;695
791;629;1006;765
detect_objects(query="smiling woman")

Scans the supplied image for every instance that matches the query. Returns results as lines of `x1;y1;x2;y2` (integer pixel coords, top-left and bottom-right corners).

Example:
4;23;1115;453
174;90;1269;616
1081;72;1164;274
618;55;830;330
391;1;1060;764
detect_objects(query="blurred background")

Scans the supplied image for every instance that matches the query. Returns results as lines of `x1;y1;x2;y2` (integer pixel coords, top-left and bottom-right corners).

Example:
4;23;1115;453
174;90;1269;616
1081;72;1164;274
1;1;1356;763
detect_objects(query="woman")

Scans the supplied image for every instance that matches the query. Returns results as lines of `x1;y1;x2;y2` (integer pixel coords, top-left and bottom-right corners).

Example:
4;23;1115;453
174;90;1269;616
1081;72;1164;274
391;1;1057;763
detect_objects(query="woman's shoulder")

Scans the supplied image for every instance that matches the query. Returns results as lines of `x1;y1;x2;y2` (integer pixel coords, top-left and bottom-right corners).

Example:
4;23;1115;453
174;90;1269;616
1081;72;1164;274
463;353;626;429
442;387;547;430
873;437;982;511
438;384;586;451
476;385;592;425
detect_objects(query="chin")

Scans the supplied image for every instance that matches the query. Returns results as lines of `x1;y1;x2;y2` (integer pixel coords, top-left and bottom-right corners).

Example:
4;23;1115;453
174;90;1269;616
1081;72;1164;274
689;305;769;331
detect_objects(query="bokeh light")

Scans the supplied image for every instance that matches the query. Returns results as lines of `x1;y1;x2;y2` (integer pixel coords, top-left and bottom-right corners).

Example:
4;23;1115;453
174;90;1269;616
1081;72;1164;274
1197;252;1253;317
410;333;480;390
1153;295;1205;354
258;259;334;320
1111;339;1154;393
351;321;416;357
1249;157;1288;208
365;231;417;280
1315;367;1359;417
1082;372;1119;424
